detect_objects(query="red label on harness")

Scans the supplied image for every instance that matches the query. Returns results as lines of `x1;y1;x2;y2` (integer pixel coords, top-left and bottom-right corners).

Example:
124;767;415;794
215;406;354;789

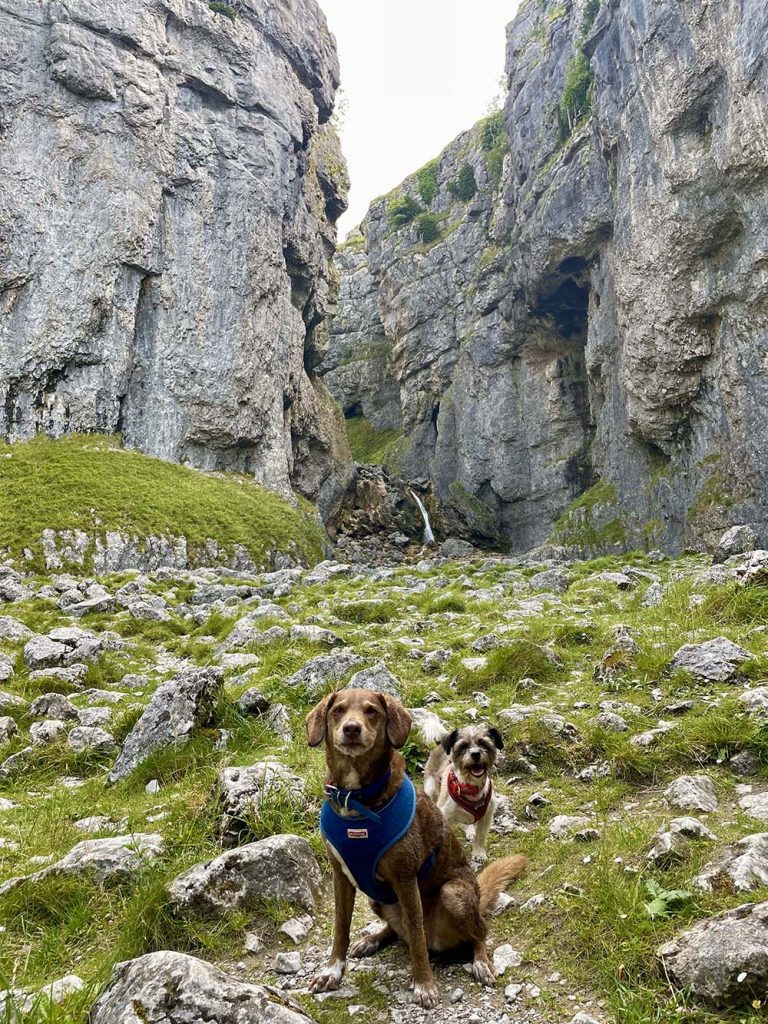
346;828;369;839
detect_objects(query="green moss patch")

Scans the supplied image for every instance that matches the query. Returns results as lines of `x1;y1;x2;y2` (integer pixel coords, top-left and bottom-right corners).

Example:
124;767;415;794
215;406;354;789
345;417;405;467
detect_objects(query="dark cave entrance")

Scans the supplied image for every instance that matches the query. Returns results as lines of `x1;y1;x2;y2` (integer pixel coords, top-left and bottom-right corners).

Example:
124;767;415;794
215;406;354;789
527;257;596;497
344;402;363;419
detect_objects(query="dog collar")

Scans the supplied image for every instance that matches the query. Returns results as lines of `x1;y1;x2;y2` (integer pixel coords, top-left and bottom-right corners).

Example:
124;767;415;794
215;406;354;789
324;770;392;823
447;768;492;822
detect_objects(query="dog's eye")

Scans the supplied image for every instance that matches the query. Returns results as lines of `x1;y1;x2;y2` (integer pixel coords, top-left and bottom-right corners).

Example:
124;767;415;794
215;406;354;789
332;706;344;717
365;707;378;718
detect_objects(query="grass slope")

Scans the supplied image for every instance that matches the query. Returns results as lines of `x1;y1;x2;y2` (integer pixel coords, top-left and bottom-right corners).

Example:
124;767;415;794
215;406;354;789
0;435;325;570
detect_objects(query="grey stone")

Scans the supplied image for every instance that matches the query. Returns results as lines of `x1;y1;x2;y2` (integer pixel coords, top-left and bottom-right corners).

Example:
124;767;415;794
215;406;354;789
236;688;271;716
23;636;68;670
731;750;761;776
0;975;85;1016
216;761;306;844
168;834;322;915
286;650;362;694
549;815;590;839
670;638;751;682
739;687;768;717
67;726;118;754
29;720;67;747
0;717;18;745
28;693;79;721
589;712;628;732
739;792;768;823
290;625;342;646
0;617;33;642
90;951;310;1024
529;568;570;593
659;901;768;1006
714;526;757;563
345;662;401;696
665;775;719;813
695;833;768;892
0;834;164;895
108;667;223;783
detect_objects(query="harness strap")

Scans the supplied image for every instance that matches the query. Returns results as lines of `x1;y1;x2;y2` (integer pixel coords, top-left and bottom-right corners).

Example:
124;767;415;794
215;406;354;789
447;768;492;823
324;770;392;823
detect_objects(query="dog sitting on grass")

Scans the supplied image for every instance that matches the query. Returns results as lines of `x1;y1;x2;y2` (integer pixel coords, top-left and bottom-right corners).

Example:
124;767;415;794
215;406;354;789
306;688;527;1009
424;725;503;865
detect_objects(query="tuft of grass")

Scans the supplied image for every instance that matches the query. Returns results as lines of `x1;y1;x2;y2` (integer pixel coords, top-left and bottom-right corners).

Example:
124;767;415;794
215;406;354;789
0;434;325;571
337;600;399;624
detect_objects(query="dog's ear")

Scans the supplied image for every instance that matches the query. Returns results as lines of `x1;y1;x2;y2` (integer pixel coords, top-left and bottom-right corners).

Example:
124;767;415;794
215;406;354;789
381;695;412;749
487;726;504;751
442;728;459;755
306;692;336;747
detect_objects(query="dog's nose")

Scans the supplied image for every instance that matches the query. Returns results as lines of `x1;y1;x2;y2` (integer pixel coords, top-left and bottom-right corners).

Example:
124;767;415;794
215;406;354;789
471;750;482;762
343;721;362;740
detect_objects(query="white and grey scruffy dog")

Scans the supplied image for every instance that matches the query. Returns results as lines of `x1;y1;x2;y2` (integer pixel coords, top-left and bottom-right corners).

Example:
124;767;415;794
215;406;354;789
424;725;503;863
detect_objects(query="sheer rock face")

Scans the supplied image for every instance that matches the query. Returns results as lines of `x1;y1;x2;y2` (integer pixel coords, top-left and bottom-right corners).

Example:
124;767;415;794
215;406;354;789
323;0;768;553
0;0;352;516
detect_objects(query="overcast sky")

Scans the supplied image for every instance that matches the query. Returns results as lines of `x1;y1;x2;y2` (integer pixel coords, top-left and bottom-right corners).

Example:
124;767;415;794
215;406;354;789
320;0;520;236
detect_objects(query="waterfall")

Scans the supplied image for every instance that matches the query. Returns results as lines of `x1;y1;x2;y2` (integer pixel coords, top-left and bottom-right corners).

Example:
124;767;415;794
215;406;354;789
408;490;435;546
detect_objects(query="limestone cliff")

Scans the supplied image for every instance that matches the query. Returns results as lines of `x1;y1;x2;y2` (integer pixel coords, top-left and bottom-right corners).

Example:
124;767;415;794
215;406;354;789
323;0;768;554
0;0;352;516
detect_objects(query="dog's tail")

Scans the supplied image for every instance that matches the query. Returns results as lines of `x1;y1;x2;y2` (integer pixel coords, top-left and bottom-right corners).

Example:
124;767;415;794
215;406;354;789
477;856;529;914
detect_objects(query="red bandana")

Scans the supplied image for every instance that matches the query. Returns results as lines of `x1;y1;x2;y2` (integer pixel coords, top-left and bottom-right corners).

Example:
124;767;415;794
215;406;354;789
447;768;492;822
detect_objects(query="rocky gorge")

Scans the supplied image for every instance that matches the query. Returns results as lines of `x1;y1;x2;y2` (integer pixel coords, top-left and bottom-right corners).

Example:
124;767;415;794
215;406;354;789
323;0;768;556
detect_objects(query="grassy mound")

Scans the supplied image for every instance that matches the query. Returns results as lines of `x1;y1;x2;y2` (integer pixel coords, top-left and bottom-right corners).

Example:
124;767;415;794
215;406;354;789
0;435;325;570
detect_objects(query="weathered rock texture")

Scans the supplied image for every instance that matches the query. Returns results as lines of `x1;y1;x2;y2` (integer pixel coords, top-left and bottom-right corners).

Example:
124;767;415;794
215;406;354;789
323;0;768;553
0;0;352;516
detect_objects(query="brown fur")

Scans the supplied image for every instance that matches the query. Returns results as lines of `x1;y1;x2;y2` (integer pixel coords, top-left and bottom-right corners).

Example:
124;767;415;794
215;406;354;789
306;689;528;1008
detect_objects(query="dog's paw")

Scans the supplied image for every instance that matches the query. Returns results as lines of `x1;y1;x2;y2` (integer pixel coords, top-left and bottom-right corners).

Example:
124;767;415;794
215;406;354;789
470;847;489;867
470;958;496;987
412;981;441;1009
349;936;381;959
309;962;345;993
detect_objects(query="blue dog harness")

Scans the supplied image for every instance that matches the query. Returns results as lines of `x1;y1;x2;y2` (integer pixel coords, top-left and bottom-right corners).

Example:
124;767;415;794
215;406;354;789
320;775;439;905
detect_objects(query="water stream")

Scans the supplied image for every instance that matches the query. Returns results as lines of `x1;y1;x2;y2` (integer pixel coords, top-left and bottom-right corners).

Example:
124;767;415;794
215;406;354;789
408;489;435;546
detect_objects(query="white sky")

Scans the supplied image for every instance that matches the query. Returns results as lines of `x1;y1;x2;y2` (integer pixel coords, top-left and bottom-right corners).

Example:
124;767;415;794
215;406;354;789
319;0;520;236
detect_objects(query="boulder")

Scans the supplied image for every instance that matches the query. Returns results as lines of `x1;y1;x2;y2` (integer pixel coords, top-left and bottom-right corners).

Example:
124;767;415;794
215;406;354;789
30;720;67;746
0;974;84;1016
659;901;768;1006
0;617;33;642
216;761;306;844
0;654;14;683
67;726;118;754
290;624;342;646
664;775;718;813
286;650;362;694
0;717;18;745
670;637;751;682
23;635;69;670
589;712;628;732
695;833;768;892
28;692;79;721
549;815;590;839
168;834;322;915
730;750;761;776
236;688;271;715
90;951;311;1024
713;525;757;563
439;538;475;560
739;792;768;823
529;568;570;593
108;667;223;783
739;687;768;717
345;662;401;696
0;834;164;895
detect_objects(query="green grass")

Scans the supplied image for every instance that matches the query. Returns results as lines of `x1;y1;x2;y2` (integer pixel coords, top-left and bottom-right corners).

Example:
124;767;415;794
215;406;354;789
344;417;405;466
0;434;325;571
2;547;768;1021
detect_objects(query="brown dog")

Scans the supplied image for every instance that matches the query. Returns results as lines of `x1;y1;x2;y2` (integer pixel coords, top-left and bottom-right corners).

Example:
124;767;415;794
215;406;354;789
306;688;527;1008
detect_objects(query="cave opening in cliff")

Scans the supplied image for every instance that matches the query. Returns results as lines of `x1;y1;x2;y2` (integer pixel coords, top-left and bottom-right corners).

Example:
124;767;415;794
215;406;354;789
528;257;596;498
344;402;363;419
